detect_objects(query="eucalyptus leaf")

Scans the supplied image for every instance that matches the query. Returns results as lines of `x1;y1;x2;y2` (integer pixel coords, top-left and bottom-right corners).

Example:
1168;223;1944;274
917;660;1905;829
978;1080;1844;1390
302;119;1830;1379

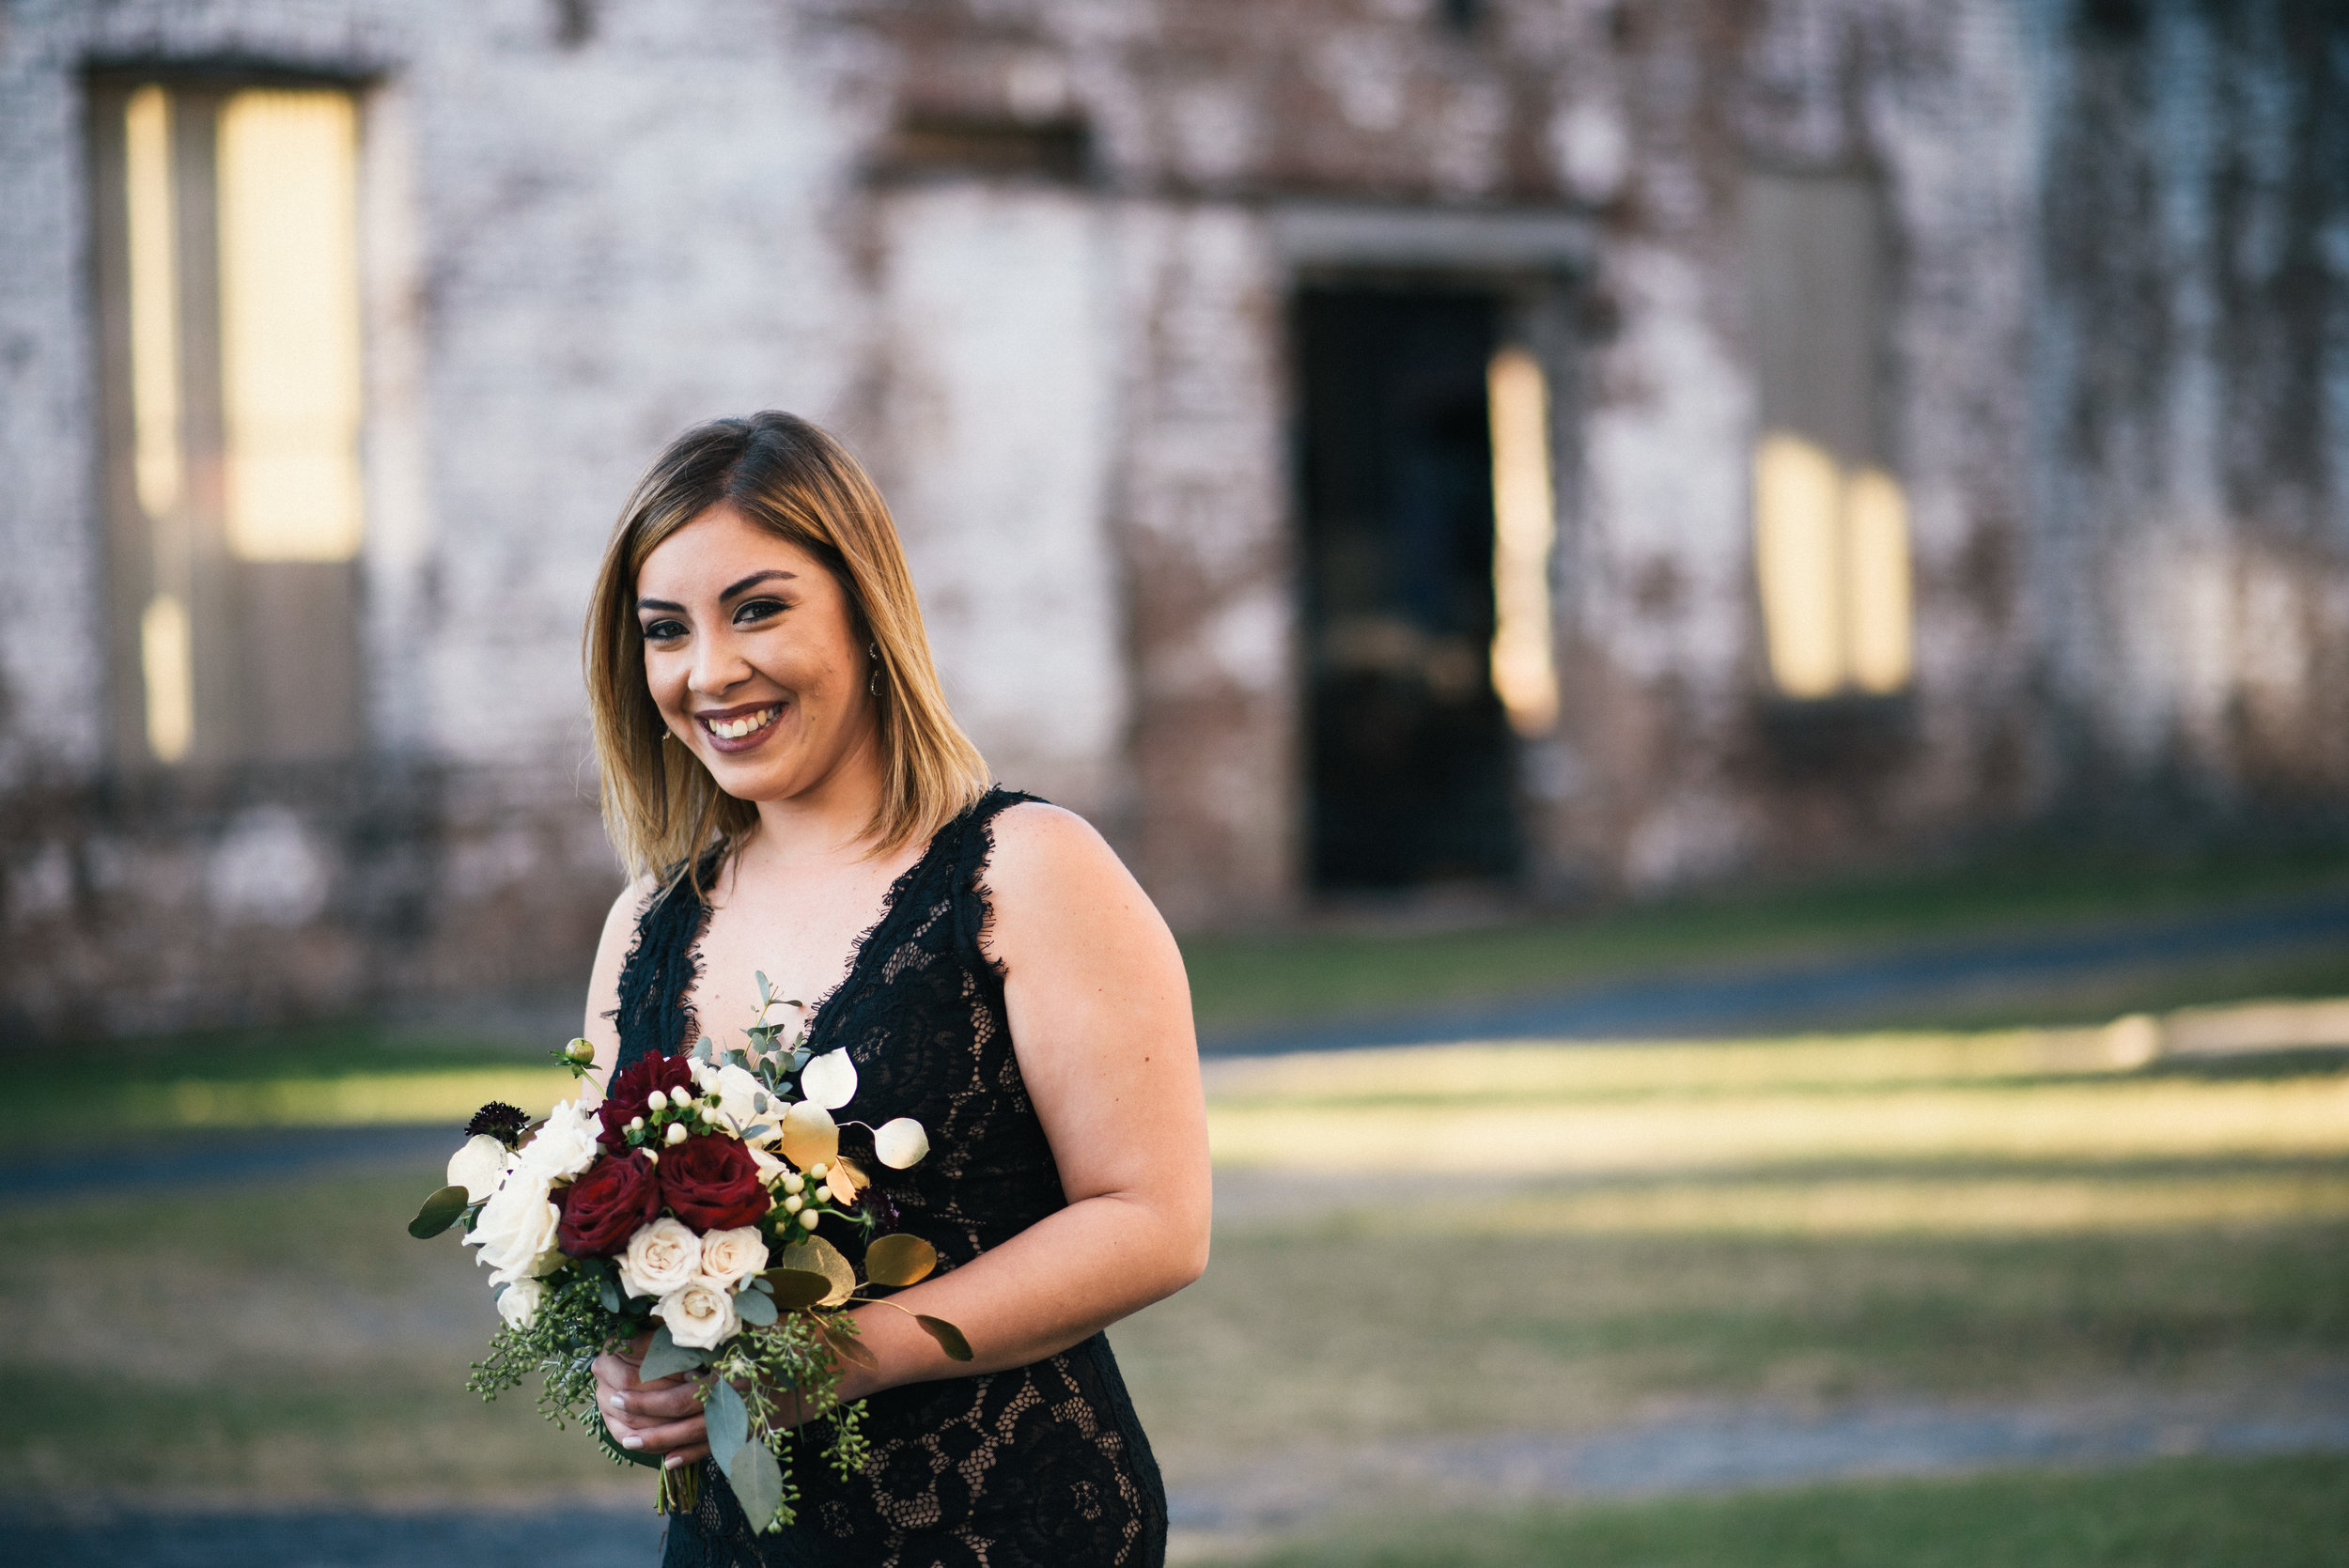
407;1186;468;1239
915;1314;973;1361
863;1234;938;1288
638;1325;708;1383
728;1440;784;1532
703;1376;750;1470
599;1276;623;1313
759;1266;836;1311
756;970;771;1003
777;1235;855;1307
736;1288;778;1327
820;1321;880;1372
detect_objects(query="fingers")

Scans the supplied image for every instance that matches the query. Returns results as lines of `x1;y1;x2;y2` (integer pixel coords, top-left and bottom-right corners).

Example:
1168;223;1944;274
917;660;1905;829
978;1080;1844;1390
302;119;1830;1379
664;1444;710;1469
604;1378;704;1422
614;1410;708;1458
593;1351;692;1395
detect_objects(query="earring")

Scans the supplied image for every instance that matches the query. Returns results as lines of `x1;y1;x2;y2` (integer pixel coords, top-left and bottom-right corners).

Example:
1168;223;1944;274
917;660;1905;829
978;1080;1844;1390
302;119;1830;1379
868;643;881;698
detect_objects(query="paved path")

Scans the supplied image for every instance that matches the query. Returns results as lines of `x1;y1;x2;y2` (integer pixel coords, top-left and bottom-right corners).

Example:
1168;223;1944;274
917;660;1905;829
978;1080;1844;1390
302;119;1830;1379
1202;889;2349;1055
0;1126;456;1206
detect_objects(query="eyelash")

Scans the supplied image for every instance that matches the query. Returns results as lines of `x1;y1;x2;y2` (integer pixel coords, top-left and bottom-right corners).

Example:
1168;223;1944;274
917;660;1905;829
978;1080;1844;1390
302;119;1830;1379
639;599;786;644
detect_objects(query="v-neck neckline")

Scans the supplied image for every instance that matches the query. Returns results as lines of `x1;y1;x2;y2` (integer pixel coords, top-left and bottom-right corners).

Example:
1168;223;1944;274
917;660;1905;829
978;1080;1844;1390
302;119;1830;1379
676;808;960;1060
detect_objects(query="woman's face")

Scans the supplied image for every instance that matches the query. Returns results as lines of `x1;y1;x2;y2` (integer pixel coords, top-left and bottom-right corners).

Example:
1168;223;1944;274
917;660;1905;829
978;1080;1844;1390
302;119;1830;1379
635;503;876;806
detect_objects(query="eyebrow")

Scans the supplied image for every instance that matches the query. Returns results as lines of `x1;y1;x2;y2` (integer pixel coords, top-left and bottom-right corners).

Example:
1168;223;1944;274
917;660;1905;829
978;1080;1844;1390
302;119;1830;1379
635;569;798;615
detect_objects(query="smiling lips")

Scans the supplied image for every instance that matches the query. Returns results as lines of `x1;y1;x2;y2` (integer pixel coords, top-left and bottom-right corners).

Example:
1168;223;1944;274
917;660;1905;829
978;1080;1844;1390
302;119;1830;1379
699;704;782;746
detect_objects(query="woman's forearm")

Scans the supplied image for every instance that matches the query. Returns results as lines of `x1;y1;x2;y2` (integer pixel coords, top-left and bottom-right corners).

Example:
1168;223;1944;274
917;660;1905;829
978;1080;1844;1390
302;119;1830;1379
838;1189;1207;1399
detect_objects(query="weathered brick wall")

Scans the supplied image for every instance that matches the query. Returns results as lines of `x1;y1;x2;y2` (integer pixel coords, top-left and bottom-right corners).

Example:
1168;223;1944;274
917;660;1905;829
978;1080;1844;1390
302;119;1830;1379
8;0;2349;1037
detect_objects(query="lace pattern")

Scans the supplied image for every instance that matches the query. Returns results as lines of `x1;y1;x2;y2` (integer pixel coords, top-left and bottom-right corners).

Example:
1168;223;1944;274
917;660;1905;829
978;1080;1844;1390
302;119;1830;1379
613;789;1170;1568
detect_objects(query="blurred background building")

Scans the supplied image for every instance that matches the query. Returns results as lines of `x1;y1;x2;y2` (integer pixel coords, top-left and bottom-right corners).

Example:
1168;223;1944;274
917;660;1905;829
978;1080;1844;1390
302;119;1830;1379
4;0;2347;1038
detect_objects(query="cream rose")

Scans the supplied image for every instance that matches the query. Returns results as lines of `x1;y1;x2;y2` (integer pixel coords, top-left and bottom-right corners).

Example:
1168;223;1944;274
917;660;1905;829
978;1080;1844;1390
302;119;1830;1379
497;1276;546;1329
697;1227;769;1291
618;1216;703;1298
519;1097;600;1183
468;1162;563;1284
446;1134;509;1203
655;1279;740;1350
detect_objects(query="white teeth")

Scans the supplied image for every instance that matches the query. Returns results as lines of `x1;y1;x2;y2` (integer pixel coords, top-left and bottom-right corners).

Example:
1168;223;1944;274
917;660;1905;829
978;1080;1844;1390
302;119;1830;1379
708;706;779;740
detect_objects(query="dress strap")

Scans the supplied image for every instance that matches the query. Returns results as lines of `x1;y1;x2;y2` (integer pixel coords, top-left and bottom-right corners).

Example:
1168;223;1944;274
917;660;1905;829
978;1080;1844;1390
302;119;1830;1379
947;787;1041;974
610;851;721;1073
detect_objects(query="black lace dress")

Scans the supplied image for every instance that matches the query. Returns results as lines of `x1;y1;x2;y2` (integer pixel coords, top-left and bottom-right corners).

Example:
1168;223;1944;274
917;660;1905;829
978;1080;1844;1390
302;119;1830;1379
609;788;1170;1568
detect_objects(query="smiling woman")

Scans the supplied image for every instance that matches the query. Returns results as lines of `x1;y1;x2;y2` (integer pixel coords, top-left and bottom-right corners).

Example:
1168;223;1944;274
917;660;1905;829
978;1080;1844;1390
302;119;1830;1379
570;412;1210;1568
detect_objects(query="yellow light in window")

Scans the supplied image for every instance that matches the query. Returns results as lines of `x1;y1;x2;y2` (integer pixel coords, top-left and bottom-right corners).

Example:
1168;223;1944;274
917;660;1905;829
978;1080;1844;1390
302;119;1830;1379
1753;434;1914;698
141;593;194;762
1487;346;1559;736
125;85;182;522
1844;466;1912;693
216;89;364;562
1753;432;1846;699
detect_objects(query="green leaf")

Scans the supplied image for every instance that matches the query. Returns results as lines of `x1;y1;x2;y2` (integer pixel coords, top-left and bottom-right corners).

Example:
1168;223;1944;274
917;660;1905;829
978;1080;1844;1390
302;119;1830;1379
863;1234;938;1288
598;1276;623;1313
915;1314;973;1361
407;1186;468;1239
736;1288;778;1327
703;1377;750;1471
728;1439;784;1532
759;1267;835;1311
755;970;771;1004
638;1325;708;1383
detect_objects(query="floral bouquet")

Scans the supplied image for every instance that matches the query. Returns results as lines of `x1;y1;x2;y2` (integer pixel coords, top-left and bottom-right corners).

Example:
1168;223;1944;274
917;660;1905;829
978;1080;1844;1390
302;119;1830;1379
407;976;970;1529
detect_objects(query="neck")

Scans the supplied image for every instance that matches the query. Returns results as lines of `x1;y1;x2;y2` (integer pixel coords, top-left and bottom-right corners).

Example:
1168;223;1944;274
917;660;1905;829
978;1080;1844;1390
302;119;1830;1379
744;719;888;866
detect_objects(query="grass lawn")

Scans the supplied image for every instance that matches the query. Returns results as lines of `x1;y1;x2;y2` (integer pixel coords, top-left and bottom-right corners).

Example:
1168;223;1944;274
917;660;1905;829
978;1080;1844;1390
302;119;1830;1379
1206;1454;2349;1568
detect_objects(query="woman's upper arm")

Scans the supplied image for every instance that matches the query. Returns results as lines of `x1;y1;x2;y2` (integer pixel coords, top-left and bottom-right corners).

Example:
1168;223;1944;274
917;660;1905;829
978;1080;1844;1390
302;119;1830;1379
581;875;653;1094
983;803;1210;1278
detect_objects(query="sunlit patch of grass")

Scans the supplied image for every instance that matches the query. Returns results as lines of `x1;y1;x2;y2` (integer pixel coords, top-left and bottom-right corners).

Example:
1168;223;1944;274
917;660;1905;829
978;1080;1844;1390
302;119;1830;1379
1201;1454;2349;1568
1208;1074;2349;1173
118;1067;576;1130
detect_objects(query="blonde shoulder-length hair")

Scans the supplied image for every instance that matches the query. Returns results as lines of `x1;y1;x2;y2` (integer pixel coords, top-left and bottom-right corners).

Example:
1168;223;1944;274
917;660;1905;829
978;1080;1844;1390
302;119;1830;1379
583;411;989;883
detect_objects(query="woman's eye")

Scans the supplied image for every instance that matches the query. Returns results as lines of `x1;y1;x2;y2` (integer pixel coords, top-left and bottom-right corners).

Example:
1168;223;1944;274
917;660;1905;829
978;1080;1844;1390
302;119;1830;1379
734;598;786;626
640;618;687;643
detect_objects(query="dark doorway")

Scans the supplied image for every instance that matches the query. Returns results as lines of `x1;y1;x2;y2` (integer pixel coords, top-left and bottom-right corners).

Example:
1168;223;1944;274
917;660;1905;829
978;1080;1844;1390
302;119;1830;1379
1296;287;1520;890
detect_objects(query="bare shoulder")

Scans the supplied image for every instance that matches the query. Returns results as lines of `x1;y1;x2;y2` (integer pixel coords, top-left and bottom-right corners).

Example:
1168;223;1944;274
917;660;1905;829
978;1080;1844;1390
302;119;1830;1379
981;800;1170;955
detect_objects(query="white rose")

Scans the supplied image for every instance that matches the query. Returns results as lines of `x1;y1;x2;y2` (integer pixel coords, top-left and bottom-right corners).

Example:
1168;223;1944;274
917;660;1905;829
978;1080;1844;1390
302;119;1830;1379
655;1279;740;1350
497;1276;546;1329
799;1049;858;1110
874;1117;929;1169
446;1134;509;1202
702;1063;779;1146
467;1161;563;1284
518;1098;600;1184
618;1217;703;1298
747;1143;789;1188
697;1227;769;1291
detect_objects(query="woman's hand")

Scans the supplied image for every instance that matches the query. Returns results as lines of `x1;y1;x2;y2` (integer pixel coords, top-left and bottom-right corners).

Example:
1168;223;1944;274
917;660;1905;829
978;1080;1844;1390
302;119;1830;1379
593;1333;709;1468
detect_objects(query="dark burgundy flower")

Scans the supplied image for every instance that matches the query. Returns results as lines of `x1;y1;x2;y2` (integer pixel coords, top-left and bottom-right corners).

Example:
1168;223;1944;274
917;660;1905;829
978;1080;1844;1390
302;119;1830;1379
599;1053;697;1148
659;1133;770;1231
465;1101;532;1148
557;1151;662;1257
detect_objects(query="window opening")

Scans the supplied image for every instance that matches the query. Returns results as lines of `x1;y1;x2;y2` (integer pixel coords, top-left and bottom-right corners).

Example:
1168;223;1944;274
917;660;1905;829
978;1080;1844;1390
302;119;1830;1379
1746;171;1911;700
92;76;366;767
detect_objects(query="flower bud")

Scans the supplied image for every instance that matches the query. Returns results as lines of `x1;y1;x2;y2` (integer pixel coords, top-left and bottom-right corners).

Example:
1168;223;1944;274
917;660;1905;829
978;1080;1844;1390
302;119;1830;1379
797;1210;819;1230
807;1162;828;1181
563;1037;597;1065
664;1121;688;1146
782;1172;805;1195
628;1116;646;1132
647;1088;670;1112
783;1194;803;1214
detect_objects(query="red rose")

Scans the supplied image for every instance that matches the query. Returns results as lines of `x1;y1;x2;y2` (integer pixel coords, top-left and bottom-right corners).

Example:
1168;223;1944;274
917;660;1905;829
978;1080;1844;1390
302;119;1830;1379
556;1151;662;1257
599;1053;698;1148
659;1133;770;1230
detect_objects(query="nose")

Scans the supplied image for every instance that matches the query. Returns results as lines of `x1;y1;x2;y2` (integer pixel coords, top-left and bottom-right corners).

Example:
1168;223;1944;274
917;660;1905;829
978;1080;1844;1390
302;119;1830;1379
689;625;753;700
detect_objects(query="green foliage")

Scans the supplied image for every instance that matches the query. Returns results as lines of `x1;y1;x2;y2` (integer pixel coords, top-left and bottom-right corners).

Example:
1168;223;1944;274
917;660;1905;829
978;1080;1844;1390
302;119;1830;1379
705;1307;873;1531
467;1269;634;1430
